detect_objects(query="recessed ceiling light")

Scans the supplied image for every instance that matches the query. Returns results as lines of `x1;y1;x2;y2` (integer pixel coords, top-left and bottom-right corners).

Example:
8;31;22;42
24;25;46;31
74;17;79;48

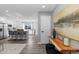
42;5;46;8
5;10;8;12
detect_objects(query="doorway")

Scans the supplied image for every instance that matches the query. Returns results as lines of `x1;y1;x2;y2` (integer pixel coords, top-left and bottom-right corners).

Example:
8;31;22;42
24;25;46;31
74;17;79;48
39;13;51;44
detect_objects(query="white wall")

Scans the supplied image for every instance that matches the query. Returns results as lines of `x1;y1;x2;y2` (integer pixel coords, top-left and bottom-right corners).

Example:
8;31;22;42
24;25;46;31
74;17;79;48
22;19;38;34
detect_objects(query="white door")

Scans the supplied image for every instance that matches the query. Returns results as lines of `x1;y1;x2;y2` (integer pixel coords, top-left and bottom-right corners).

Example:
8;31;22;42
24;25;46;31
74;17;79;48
40;15;51;44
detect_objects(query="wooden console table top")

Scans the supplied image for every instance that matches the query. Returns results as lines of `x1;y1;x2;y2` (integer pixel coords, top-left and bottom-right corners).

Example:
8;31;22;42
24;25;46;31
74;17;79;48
49;36;79;53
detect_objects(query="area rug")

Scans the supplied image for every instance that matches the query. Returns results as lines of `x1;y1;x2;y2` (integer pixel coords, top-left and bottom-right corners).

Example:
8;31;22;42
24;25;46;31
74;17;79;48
8;39;27;41
7;39;28;44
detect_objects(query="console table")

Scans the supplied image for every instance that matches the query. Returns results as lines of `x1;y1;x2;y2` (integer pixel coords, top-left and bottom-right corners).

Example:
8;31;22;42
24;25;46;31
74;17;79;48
49;36;79;53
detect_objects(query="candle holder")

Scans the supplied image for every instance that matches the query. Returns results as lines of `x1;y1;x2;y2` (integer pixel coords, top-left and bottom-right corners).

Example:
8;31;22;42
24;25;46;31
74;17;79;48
64;37;70;46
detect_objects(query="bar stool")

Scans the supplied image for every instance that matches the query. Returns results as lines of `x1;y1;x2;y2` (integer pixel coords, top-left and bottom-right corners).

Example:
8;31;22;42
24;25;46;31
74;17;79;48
9;31;14;39
13;31;17;39
9;31;11;39
17;31;22;40
20;31;23;39
23;31;26;39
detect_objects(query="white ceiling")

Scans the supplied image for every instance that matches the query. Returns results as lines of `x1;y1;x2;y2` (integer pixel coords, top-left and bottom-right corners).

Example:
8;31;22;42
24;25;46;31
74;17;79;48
0;4;57;17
